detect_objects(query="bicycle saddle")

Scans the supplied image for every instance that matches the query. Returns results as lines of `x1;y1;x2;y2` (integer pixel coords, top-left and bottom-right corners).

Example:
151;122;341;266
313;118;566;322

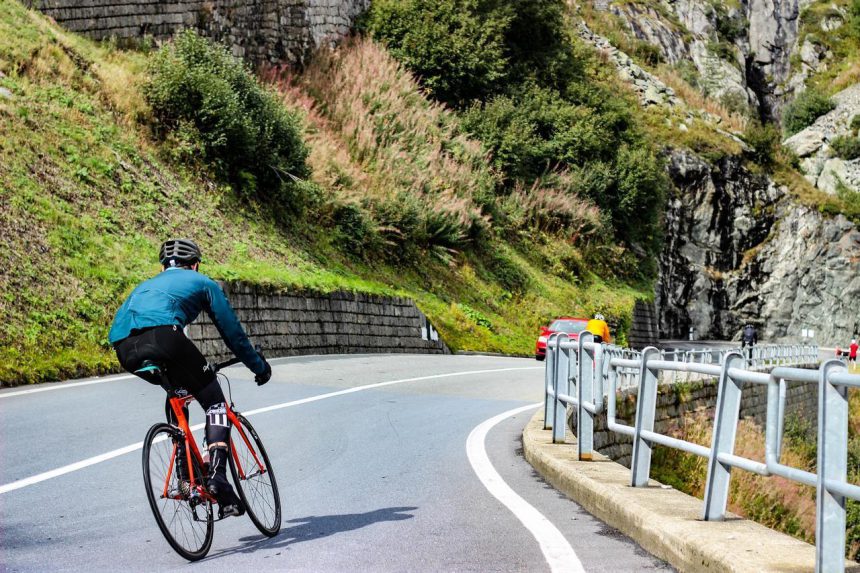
135;359;165;376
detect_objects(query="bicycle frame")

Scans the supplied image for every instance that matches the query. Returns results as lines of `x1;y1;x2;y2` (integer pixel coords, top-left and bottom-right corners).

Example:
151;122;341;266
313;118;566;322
226;408;268;482
162;395;268;502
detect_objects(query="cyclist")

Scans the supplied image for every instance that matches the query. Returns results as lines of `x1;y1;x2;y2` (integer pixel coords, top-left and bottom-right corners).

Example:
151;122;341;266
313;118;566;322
109;238;272;518
741;323;757;348
585;313;611;344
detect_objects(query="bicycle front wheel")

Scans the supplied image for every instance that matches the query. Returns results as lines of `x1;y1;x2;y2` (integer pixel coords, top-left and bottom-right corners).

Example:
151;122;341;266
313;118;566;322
142;423;213;561
229;414;281;536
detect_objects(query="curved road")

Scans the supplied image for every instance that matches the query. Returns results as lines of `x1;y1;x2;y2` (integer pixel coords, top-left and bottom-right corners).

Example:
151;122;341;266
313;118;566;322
0;354;671;572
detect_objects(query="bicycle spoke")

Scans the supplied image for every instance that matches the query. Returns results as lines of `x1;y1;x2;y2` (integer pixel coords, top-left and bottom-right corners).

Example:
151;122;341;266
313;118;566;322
143;425;212;560
229;415;280;536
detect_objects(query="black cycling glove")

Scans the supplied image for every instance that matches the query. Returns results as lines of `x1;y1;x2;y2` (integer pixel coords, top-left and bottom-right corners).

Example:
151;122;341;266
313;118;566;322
255;360;272;386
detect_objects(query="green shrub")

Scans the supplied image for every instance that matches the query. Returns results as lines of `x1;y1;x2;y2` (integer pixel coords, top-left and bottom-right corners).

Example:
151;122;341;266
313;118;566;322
850;115;860;134
851;0;860;38
484;249;530;294
713;4;746;43
146;30;310;207
782;89;835;136
831;135;860;160
707;40;736;63
333;203;378;258
462;84;665;250
461;83;633;182
364;0;580;107
457;303;495;331
360;0;508;107
743;121;781;165
630;40;664;67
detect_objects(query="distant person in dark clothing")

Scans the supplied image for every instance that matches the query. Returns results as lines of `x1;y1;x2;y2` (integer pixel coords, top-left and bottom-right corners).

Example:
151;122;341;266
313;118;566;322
741;324;757;348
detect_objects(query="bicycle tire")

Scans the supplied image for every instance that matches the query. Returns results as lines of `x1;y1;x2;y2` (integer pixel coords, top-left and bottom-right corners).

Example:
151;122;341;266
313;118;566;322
142;423;214;561
229;414;281;536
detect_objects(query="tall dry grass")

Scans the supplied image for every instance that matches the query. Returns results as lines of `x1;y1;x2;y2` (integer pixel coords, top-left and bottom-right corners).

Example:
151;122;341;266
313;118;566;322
503;179;603;243
656;66;749;133
268;38;503;254
268;37;606;258
286;39;494;227
654;410;817;545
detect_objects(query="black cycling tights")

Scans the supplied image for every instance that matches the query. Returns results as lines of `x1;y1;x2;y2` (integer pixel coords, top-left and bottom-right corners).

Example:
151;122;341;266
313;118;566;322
115;325;230;447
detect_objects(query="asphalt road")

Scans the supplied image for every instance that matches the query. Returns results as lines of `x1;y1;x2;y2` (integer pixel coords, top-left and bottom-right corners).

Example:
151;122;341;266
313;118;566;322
0;354;671;572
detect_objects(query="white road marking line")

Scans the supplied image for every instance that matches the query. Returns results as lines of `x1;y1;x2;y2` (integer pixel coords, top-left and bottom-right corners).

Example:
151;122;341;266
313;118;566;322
0;375;138;399
0;366;541;495
467;404;586;573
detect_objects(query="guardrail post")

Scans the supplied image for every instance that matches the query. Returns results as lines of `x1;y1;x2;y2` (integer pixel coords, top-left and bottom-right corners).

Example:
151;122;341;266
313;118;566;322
816;360;849;573
552;333;571;444
578;332;595;460
544;333;558;430
702;352;744;521
703;352;745;520
630;347;661;487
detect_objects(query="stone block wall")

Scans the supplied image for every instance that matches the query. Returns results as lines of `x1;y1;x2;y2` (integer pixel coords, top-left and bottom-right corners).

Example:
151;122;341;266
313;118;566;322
628;299;659;350
26;0;369;64
570;374;818;467
184;282;449;361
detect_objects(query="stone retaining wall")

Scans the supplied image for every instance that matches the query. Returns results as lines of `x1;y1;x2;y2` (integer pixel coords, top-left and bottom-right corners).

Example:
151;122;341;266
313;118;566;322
570;373;818;467
185;282;449;360
26;0;368;64
628;299;659;350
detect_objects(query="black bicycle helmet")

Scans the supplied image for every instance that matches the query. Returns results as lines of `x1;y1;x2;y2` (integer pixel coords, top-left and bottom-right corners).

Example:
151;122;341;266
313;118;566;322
159;238;202;267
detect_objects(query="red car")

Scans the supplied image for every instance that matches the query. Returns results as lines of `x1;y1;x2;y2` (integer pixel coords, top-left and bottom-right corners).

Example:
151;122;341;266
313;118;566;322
535;317;590;360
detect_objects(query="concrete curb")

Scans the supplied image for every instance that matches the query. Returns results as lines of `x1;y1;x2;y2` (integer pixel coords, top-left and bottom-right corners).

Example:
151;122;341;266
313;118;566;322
522;410;859;573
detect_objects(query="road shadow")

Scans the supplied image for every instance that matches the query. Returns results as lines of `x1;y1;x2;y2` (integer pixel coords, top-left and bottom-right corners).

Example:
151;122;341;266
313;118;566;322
205;506;417;560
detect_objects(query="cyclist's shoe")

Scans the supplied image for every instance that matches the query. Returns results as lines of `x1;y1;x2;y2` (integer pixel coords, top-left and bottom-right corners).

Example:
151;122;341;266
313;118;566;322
208;446;242;511
219;500;246;519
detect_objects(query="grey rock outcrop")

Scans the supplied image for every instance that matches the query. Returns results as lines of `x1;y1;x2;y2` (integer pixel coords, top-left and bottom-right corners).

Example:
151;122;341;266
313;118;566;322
752;205;860;343
589;0;828;120
783;82;860;194
658;148;860;345
575;21;681;108
657;150;783;339
746;0;803;115
605;0;757;115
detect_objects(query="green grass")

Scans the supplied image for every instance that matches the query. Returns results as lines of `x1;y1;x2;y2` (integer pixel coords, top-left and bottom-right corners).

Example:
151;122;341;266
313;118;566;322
0;1;647;385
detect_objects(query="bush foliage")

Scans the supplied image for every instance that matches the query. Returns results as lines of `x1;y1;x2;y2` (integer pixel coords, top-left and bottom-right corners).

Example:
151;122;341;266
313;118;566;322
365;0;668;260
743;121;781;166
146;30;310;207
362;0;580;108
782;88;835;136
831;134;860;160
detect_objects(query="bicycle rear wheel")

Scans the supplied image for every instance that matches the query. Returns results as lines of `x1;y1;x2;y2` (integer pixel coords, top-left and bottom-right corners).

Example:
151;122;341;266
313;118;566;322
142;423;213;561
229;414;281;536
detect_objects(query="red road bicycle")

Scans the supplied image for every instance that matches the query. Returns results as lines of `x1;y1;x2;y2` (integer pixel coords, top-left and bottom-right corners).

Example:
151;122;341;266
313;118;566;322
140;356;281;560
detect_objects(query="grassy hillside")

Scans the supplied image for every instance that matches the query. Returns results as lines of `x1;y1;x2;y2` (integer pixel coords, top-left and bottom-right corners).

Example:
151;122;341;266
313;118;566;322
0;1;646;386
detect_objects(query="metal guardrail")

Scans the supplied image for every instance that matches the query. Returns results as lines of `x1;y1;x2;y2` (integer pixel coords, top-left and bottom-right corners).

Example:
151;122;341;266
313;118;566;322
543;333;858;573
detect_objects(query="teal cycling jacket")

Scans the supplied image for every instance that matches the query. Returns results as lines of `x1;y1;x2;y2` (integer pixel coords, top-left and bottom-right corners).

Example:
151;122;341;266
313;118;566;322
108;268;266;375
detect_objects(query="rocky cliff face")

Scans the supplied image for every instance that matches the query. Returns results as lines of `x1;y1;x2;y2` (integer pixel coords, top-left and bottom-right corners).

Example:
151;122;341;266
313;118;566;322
657;149;860;344
596;0;815;120
580;1;860;344
784;82;860;194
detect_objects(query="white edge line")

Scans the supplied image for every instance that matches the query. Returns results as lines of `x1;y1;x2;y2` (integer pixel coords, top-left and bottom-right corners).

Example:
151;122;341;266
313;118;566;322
467;404;586;573
0;375;139;399
0;366;542;495
0;354;300;399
